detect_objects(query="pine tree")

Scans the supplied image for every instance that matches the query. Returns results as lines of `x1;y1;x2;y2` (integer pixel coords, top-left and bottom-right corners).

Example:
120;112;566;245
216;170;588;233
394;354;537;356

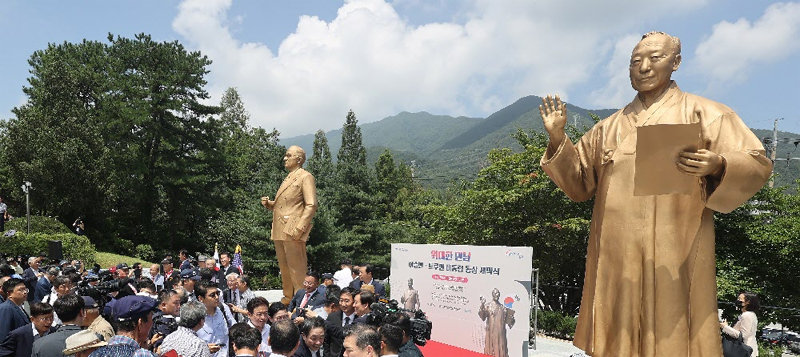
307;130;334;190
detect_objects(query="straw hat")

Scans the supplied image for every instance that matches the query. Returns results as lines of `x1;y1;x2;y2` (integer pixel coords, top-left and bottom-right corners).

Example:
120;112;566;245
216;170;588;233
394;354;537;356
63;330;107;355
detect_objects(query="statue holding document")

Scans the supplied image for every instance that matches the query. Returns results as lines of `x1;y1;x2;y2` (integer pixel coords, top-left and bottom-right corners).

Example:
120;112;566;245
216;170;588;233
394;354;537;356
538;31;772;356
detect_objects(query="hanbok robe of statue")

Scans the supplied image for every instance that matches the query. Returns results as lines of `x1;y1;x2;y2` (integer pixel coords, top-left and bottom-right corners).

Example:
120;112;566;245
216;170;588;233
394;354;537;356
541;82;772;356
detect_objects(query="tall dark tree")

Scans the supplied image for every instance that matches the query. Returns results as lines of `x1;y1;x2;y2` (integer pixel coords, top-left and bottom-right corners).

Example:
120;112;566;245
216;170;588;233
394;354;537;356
1;33;227;252
307;130;334;190
333;110;374;227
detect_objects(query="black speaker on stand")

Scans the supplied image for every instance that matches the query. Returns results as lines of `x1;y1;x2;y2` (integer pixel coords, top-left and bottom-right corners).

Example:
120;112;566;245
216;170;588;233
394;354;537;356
48;240;63;262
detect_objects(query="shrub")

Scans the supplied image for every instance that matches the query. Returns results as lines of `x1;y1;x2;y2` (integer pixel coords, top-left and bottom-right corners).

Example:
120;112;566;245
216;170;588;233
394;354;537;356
0;232;96;264
535;309;577;339
134;244;155;261
5;216;72;234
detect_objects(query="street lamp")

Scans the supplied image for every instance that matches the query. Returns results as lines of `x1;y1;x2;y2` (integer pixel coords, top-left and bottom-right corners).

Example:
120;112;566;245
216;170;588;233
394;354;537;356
20;181;31;234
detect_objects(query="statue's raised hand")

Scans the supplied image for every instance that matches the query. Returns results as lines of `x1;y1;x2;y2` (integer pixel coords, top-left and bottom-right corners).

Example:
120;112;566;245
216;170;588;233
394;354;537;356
539;95;567;145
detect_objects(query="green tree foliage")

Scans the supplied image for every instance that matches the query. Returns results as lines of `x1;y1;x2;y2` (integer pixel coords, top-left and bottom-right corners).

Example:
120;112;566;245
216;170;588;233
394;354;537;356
715;182;800;330
333;110;374;227
0;35;284;257
307;130;334;190
423;129;593;314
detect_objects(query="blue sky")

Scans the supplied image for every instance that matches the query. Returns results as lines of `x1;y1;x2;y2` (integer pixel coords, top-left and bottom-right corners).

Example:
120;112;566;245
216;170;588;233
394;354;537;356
1;0;798;138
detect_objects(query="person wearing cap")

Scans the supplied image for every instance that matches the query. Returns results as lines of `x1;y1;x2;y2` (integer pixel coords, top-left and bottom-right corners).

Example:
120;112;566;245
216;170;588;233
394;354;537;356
82;296;114;342
8;257;23;277
158;300;211;357
161;258;175;285
32;294;85;357
195;280;236;357
116;263;130;279
0;302;56;357
333;260;353;290
63;330;107;357
89;295;158;357
181;268;201;301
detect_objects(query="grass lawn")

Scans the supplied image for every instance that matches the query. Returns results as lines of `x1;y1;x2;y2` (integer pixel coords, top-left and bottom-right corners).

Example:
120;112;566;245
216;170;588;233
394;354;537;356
95;252;154;269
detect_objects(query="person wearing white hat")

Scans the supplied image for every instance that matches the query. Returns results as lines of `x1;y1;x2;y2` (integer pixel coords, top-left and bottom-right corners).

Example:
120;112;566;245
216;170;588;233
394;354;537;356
62;330;107;357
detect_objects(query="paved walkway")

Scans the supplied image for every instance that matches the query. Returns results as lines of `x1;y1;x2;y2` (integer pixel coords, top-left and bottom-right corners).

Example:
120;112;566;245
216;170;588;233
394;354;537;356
530;336;585;356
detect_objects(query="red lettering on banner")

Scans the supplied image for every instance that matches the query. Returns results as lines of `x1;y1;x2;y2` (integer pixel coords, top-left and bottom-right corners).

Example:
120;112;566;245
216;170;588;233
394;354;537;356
431;274;469;283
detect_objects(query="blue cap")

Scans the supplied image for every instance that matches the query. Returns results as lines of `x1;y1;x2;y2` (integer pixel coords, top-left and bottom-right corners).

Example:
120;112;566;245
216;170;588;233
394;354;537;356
180;268;200;280
112;295;158;321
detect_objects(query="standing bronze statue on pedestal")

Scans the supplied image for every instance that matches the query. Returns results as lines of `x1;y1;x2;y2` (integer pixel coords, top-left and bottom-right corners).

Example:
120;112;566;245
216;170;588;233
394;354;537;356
539;31;772;356
262;145;318;305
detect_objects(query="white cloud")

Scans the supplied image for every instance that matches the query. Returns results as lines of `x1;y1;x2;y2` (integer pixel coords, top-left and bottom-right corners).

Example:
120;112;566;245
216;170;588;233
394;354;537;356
173;0;707;137
589;34;640;109
694;2;800;83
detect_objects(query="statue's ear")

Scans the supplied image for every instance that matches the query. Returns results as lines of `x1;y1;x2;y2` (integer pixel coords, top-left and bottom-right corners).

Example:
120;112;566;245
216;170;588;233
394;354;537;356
672;54;682;71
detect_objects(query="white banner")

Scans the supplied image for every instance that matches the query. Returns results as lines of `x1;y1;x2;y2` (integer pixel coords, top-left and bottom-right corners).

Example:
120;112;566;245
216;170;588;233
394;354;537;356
390;243;532;357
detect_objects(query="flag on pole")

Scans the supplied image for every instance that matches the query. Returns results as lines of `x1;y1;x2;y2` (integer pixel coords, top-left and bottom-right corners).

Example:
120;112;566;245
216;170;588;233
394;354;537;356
213;243;220;269
232;244;243;274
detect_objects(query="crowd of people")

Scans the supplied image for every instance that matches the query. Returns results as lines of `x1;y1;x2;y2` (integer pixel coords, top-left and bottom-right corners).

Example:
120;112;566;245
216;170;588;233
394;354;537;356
0;252;424;357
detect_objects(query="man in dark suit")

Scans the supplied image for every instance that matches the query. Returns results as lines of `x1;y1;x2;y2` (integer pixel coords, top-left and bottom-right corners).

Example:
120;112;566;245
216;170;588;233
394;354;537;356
0;279;30;339
34;267;57;302
324;288;357;357
22;257;42;302
348;264;385;298
0;302;56;357
31;294;85;357
293;317;325;357
217;252;239;289
288;272;326;318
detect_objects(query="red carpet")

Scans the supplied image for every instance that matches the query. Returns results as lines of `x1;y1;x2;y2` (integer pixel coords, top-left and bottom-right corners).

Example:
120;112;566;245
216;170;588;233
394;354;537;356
418;340;492;357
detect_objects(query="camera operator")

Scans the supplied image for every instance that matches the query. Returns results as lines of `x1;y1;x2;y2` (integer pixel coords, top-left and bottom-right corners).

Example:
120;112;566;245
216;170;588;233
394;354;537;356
386;314;422;357
378;324;403;357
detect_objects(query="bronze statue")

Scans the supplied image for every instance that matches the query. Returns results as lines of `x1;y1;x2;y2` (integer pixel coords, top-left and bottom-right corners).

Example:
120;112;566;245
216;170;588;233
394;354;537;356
478;288;515;357
539;31;772;356
261;145;318;304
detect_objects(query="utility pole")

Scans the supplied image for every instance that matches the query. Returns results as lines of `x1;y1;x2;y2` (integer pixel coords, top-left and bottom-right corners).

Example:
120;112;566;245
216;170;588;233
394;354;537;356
769;118;782;188
21;181;31;234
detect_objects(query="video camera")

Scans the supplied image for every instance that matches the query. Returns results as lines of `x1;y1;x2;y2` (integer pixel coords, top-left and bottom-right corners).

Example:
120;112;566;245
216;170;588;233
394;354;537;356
367;298;433;346
76;273;135;308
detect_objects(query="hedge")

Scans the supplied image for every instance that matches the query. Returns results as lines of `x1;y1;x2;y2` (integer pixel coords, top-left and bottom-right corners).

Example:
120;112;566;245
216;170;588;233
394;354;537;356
0;232;97;265
536;310;578;339
5;216;72;235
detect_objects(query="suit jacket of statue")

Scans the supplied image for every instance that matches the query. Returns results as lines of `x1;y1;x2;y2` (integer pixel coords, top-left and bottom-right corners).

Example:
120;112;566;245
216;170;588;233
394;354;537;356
0;323;57;357
348;279;386;298
540;82;772;356
269;168;317;242
288;286;326;317
0;300;29;339
323;311;345;357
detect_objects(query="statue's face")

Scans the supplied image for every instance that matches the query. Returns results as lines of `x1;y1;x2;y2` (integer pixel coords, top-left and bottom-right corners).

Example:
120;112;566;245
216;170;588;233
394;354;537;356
629;34;680;95
492;288;500;301
283;147;302;171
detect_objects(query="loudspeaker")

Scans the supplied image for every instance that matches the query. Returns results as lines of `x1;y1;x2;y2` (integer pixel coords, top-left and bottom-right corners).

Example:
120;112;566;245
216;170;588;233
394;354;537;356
48;240;63;261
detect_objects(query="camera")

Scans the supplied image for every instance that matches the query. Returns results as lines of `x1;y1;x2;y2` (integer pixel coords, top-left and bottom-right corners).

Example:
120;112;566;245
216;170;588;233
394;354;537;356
367;298;433;346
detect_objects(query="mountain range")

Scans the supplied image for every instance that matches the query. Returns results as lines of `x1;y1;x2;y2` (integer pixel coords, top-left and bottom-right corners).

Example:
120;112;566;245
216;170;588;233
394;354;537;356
281;95;800;189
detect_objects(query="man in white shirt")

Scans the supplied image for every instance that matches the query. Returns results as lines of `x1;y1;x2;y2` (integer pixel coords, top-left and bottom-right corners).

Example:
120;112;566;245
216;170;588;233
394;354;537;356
195;281;236;357
244;297;272;356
